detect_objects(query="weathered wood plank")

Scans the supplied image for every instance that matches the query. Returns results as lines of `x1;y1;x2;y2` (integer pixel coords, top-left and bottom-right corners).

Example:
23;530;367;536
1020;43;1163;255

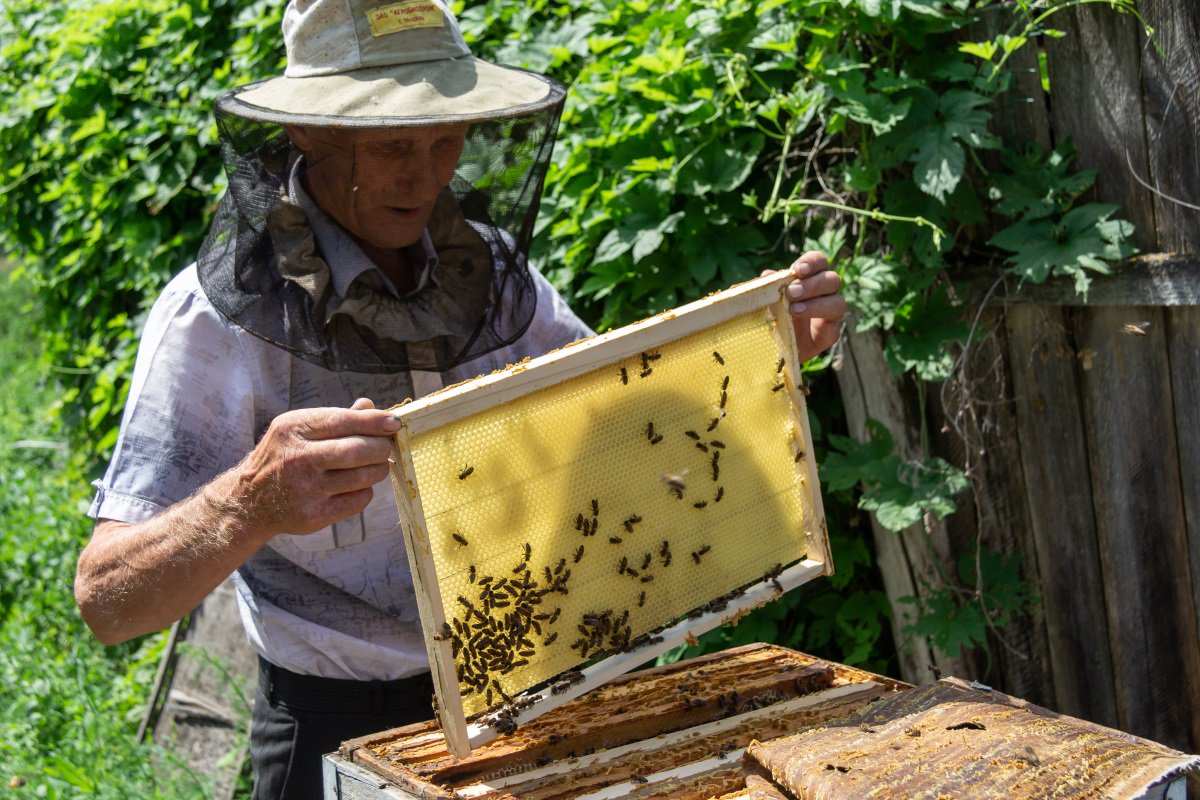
929;306;1053;707
834;323;975;684
965;254;1200;307
1137;0;1200;254
152;576;258;800
1166;305;1200;728
1075;305;1200;750
1045;4;1157;251
1003;304;1119;728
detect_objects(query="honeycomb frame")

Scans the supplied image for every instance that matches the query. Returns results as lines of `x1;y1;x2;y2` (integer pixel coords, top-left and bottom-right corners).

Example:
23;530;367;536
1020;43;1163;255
387;270;832;756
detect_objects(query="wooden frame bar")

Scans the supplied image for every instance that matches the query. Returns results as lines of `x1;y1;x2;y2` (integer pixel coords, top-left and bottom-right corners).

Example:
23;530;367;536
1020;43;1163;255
388;269;832;757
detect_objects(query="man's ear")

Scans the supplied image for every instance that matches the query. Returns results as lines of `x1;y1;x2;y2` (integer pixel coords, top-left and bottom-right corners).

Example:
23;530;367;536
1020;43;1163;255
284;124;311;151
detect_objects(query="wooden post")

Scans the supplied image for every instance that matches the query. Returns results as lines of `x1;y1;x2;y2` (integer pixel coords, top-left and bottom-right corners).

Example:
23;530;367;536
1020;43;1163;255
1138;0;1200;254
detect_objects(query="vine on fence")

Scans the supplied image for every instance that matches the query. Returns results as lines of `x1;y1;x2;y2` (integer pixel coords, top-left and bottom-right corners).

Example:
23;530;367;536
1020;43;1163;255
0;0;1141;670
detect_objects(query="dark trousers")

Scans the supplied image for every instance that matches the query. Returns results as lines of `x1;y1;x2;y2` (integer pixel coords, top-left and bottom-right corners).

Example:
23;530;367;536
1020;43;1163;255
251;657;434;800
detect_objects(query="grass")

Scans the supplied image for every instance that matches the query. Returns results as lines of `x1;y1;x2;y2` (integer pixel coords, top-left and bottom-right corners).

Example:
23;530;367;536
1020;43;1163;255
0;264;219;798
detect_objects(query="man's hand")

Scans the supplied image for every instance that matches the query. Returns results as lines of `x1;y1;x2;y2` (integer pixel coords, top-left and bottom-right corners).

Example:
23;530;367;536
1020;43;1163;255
233;397;401;537
780;251;846;362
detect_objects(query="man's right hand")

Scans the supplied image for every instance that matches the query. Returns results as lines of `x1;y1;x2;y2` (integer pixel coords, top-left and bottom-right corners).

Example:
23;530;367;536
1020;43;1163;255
233;397;402;537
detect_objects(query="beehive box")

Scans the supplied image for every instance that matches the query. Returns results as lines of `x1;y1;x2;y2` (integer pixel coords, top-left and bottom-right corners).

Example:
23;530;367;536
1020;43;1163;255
326;644;908;800
387;270;831;755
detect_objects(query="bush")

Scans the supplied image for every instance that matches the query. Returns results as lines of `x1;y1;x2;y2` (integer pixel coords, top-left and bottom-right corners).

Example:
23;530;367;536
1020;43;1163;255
0;0;283;460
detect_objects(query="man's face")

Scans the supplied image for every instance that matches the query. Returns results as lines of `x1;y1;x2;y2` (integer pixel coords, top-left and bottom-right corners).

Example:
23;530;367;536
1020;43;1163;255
287;124;469;250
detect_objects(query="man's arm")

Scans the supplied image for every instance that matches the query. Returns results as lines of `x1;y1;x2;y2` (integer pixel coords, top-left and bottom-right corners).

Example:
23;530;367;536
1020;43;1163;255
75;400;401;645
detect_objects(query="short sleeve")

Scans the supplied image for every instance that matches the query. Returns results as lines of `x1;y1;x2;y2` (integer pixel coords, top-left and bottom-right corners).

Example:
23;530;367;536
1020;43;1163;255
89;268;259;524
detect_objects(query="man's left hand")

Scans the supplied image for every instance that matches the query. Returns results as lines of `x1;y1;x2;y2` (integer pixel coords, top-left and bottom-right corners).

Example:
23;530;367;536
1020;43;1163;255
780;251;846;362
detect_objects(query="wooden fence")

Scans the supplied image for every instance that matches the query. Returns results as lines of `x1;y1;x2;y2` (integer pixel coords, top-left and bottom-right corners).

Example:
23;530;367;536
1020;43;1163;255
835;1;1200;754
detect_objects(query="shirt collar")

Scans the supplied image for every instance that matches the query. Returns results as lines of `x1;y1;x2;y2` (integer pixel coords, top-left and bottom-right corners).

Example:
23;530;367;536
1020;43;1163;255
287;156;439;299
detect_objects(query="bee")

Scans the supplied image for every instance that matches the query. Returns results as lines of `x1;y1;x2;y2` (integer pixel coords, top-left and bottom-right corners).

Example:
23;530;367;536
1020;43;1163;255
772;382;785;392
543;632;558;646
549;608;562;624
640;367;653;378
650;433;663;445
592;498;599;516
685;430;700;440
692;551;702;564
646;421;656;440
575;512;584;530
631;774;648;784
641;553;652;570
776;357;785;374
452;532;469;547
574;545;585;563
623;514;641;532
618;556;629;574
609;536;623;544
707;417;720;432
432;622;452;641
711;457;720;481
457;596;472;609
719;390;728;408
544;566;554;584
638;591;646;608
524;542;532;561
661;471;687;499
698;545;712;556
555;557;566;575
641;351;661;367
693;500;708;509
722;375;730;390
468;565;477;583
659;540;670;557
695;442;709;453
1121;320;1151;336
458;466;474;480
710;440;725;449
620;366;629;384
512;562;526;574
713;351;725;365
640;575;654;583
795;450;806;462
715;486;725;503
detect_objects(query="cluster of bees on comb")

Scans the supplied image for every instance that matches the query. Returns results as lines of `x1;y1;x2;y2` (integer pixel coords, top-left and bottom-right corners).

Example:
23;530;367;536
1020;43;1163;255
437;343;809;723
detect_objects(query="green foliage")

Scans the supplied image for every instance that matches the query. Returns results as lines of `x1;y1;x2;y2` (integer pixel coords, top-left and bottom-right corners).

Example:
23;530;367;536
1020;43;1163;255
0;272;214;797
0;0;1143;687
903;546;1033;660
823;420;969;532
454;0;1137;667
0;0;283;461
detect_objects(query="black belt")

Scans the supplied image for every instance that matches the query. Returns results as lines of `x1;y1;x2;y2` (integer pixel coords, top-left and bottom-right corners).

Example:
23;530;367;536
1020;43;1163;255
258;656;434;715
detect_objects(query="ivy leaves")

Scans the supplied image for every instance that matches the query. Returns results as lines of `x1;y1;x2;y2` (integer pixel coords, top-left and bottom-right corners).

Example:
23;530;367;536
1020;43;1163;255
823;420;969;533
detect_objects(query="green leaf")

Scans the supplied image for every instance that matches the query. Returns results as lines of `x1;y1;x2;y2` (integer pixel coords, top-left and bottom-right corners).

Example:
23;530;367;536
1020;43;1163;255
989;203;1136;294
903;589;988;657
678;134;764;196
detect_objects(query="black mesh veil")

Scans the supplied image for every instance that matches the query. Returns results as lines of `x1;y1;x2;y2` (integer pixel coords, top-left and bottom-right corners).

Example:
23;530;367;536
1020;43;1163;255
197;75;567;373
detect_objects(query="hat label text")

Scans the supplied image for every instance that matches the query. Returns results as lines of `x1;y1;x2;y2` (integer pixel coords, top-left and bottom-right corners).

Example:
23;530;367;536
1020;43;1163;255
366;1;443;37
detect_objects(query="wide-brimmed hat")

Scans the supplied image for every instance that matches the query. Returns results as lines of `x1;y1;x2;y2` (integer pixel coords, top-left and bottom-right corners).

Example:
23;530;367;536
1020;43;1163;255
217;0;563;127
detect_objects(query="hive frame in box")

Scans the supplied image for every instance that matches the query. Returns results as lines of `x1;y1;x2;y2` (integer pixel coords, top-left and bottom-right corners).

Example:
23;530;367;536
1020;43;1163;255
387;269;832;757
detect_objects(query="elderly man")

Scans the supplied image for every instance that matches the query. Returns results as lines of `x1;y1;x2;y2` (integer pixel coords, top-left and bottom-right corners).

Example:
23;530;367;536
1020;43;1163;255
73;1;846;797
